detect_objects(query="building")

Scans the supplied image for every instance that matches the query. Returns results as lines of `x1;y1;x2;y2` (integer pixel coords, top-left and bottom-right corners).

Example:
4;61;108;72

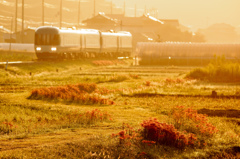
82;13;166;49
14;28;36;43
159;19;179;28
82;13;118;31
0;26;11;43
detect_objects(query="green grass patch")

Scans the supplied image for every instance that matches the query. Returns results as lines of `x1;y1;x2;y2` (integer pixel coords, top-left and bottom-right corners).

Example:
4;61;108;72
186;56;240;83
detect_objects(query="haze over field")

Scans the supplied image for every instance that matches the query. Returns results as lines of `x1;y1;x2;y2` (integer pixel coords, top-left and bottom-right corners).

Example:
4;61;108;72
0;0;240;43
0;0;239;32
110;0;240;31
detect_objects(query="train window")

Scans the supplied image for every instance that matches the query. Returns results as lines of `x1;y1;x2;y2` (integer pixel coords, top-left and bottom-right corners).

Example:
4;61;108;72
52;35;60;45
35;34;39;45
46;35;50;45
35;34;60;45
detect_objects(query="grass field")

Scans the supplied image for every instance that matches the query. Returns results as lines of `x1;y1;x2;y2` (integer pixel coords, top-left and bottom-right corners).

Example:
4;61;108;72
0;58;239;158
0;51;37;62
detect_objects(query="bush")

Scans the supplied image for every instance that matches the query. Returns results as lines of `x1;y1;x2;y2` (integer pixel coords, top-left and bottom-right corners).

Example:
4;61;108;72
29;83;114;105
186;58;240;82
141;118;197;148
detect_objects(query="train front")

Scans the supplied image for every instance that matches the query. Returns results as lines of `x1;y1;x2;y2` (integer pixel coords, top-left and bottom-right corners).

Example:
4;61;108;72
34;26;61;60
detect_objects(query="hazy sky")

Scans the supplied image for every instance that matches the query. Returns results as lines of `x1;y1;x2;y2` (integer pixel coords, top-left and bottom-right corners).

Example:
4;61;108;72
110;0;240;31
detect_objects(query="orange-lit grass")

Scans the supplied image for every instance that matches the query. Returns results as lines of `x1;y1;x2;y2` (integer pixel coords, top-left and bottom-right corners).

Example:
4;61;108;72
0;109;112;136
29;83;115;105
0;60;240;158
171;106;218;137
110;105;225;158
92;60;125;66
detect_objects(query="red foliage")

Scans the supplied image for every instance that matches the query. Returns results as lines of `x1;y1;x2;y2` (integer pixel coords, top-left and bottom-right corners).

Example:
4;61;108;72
112;123;141;146
172;106;219;136
145;81;151;86
141;118;197;148
111;107;219;151
84;109;112;124
30;83;114;105
112;120;197;150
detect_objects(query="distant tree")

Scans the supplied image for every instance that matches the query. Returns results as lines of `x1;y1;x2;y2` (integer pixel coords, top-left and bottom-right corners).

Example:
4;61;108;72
156;24;205;42
197;23;238;43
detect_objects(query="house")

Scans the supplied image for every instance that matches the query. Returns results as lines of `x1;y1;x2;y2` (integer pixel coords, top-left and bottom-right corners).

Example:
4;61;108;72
14;27;36;43
159;19;179;28
82;13;165;49
82;12;118;31
0;26;11;43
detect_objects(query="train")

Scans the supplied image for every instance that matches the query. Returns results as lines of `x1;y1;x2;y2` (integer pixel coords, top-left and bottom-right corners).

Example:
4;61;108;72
136;42;240;65
34;26;132;60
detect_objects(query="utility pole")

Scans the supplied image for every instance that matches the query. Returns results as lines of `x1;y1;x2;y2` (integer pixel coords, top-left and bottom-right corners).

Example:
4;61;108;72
123;0;125;16
93;0;96;16
135;4;137;17
9;16;13;52
111;0;113;15
120;20;122;31
22;0;24;43
60;0;62;28
15;0;18;34
78;0;80;28
42;0;44;26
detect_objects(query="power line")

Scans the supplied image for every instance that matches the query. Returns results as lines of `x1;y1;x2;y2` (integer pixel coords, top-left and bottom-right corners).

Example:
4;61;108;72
42;0;44;26
15;0;17;33
22;0;24;43
60;0;62;28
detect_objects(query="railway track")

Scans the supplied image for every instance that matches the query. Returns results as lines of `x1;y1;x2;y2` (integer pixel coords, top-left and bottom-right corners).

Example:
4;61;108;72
0;61;35;65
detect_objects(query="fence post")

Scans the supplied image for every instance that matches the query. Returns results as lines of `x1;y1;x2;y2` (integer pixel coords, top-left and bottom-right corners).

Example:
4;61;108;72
5;60;8;70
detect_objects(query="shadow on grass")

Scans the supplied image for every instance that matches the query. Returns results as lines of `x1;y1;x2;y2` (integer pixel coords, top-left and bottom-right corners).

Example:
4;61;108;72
197;108;240;118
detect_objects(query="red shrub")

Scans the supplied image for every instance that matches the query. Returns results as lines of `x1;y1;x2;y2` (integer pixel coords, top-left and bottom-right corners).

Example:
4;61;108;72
141;118;197;148
145;81;151;86
172;106;218;136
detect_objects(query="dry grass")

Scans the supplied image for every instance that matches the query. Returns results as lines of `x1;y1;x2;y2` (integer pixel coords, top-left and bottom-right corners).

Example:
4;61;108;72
0;59;239;158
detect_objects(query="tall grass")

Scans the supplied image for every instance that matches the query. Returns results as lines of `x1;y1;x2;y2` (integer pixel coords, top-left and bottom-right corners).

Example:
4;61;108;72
0;105;112;137
186;56;240;82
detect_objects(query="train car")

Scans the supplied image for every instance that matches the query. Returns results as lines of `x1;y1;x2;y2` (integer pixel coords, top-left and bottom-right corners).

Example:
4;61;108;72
118;31;133;57
136;42;240;65
34;26;132;60
100;31;132;57
82;29;101;58
35;26;101;59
